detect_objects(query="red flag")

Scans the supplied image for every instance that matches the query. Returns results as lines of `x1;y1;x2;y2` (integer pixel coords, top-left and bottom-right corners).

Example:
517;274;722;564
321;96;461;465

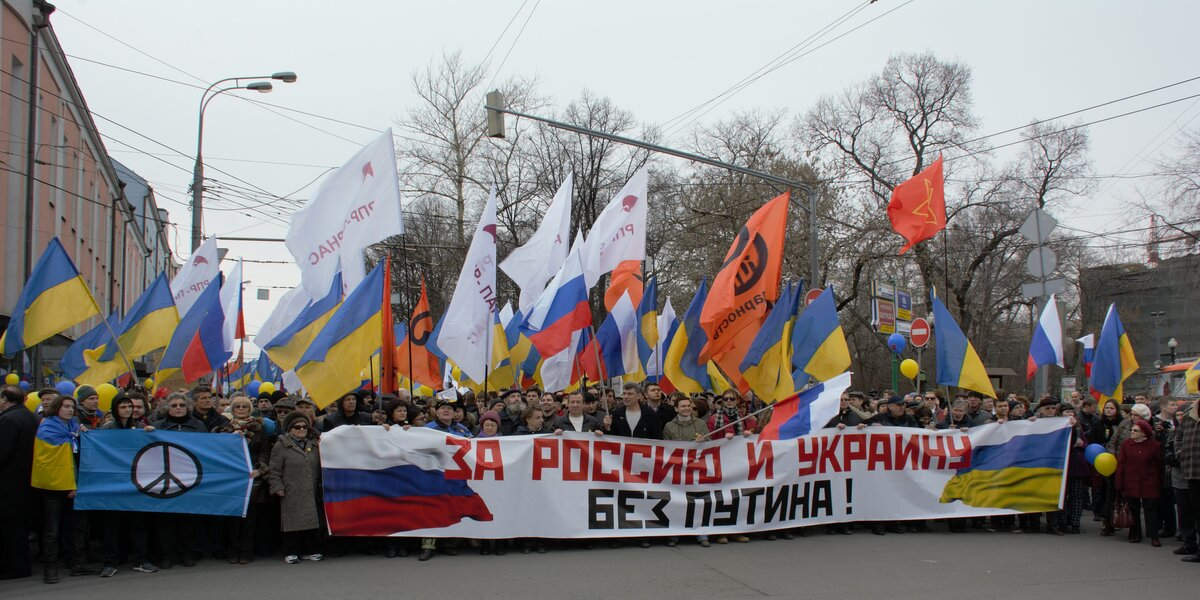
699;192;789;361
605;260;643;311
887;155;946;254
380;258;396;395
396;277;442;389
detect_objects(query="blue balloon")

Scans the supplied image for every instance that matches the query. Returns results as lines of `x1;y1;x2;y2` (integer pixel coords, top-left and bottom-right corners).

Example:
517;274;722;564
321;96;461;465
56;380;76;396
1084;443;1106;464
887;333;907;354
245;380;262;398
18;380;30;391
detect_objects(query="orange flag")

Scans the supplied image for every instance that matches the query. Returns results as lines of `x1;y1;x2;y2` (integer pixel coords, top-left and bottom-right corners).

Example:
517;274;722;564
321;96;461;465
604;260;643;311
699;191;789;361
713;325;756;394
395;277;441;389
887;154;946;254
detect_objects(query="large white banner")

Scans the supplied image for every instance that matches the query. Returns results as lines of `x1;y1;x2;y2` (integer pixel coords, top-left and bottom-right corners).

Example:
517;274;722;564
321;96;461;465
286;129;403;298
319;418;1071;538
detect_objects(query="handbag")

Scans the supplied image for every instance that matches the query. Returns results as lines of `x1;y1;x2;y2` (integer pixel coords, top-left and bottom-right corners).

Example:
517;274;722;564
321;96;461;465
1112;498;1134;529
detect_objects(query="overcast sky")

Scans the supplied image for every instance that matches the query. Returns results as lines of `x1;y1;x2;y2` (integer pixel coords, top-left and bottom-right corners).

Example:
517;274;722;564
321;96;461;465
52;0;1200;352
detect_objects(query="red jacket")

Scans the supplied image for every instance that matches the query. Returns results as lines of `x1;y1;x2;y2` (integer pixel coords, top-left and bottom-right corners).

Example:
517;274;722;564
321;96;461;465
1115;438;1162;499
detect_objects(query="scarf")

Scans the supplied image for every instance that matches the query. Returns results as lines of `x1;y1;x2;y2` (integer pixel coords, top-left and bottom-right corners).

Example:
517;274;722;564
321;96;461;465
77;405;102;428
710;405;744;435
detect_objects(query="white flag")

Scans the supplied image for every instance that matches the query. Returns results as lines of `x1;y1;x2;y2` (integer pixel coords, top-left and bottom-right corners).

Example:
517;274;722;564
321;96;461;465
498;302;514;329
254;285;311;348
436;186;498;383
580;168;647;288
500;174;573;312
647;297;676;378
286;129;403;298
170;237;219;316
220;259;244;354
540;330;581;393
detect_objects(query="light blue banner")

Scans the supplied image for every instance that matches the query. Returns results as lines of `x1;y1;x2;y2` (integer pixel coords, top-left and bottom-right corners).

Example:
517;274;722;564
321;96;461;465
76;430;252;517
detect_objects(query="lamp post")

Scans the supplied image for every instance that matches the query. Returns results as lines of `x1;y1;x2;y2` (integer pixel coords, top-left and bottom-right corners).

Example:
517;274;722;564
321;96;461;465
1168;337;1178;365
190;72;297;252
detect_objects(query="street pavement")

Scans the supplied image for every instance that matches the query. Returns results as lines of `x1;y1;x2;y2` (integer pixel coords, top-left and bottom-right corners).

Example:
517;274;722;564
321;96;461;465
3;524;1195;599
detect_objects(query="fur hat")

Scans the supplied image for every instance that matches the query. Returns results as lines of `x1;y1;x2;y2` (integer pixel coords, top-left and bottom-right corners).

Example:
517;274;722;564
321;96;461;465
282;411;310;432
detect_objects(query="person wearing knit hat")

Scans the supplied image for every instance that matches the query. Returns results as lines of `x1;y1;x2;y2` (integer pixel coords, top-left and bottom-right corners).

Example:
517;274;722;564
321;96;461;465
477;411;502;438
75;385;104;429
1115;417;1164;545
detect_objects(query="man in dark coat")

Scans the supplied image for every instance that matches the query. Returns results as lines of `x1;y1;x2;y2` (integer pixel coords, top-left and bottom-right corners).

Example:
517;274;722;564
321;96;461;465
552;391;603;433
319;393;372;432
0;385;38;579
190;386;229;431
869;396;919;428
607;383;663;439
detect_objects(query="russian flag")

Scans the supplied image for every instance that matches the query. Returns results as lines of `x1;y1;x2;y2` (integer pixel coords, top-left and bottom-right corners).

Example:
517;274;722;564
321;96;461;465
321;435;493;536
758;372;851;440
1076;334;1095;377
522;233;592;357
1026;294;1064;380
160;274;231;382
596;292;641;378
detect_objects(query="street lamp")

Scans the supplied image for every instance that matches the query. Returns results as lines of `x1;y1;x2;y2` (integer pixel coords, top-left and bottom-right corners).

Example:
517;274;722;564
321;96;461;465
190;72;297;251
1168;337;1178;364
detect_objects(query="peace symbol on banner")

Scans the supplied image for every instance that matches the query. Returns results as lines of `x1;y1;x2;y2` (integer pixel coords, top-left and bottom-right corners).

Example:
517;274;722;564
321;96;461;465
130;441;203;499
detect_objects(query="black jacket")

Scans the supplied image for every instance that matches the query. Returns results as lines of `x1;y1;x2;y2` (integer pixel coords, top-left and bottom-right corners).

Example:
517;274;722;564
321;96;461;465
825;408;864;428
869;411;920;428
153;414;207;432
320;409;371;432
609;403;663;439
193;409;230;432
0;403;38;512
552;413;602;433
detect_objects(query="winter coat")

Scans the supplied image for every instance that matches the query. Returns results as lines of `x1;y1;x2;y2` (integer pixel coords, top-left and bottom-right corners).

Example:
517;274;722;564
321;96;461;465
824;408;863;428
610;403;663;439
0;403;38;513
1174;403;1200;481
319;409;370;432
1115;438;1162;499
153;414;207;432
708;411;756;438
662;416;710;442
193;408;229;432
868;411;920;428
267;434;322;532
551;413;601;433
1105;417;1135;454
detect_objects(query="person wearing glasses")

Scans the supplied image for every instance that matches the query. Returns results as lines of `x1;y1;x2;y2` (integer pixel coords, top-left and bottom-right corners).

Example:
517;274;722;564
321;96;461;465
149;393;205;568
268;412;323;565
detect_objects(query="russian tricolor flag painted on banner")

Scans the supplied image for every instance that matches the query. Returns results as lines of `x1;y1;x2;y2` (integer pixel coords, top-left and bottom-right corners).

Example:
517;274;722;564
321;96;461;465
757;372;852;441
522;233;592;357
320;429;493;536
1026;294;1064;380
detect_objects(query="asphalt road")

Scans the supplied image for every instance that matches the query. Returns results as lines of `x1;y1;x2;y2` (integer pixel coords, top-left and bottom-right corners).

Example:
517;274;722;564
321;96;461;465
4;524;1195;599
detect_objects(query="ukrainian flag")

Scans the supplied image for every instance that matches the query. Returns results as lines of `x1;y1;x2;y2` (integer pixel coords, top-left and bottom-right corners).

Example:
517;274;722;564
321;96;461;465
1186;358;1199;395
32;415;80;491
262;271;342;372
2;237;102;356
939;426;1070;512
61;312;124;386
100;272;179;362
740;283;802;402
663;280;712;394
296;264;384;409
707;361;734;395
1091;303;1139;409
790;286;851;389
931;293;996;398
636;276;659;382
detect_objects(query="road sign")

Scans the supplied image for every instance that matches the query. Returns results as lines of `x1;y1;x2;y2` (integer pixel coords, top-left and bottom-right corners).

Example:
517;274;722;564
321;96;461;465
872;280;895;300
804;288;822;306
873;298;896;334
1026;247;1057;278
1021;278;1067;299
910;317;931;347
896;290;912;321
1019;209;1058;243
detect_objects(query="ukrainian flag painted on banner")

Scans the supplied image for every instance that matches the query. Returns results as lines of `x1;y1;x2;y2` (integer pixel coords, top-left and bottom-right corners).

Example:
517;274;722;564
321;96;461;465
2;237;101;356
296;263;384;408
1186;358;1199;395
931;293;996;398
741;282;801;402
1091;303;1138;409
663;280;712;394
939;427;1070;512
636;276;659;382
100;272;179;362
32;415;80;491
262;271;342;372
61;312;124;385
790;286;851;389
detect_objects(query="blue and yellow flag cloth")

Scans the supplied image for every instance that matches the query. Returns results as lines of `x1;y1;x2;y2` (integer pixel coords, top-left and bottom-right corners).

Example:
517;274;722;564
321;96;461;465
1091;303;1138;408
940;422;1070;512
263;271;343;372
2;237;101;356
790;286;851;388
61;312;124;386
1186;358;1199;395
663;280;712;394
296;263;383;408
100;272;179;362
32;416;81;491
931;293;996;398
740;282;801;402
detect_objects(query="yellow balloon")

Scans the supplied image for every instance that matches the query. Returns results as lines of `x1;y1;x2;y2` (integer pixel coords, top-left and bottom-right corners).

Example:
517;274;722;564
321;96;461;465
1093;452;1117;477
143;378;154;389
899;358;919;379
260;382;276;395
25;391;40;413
96;383;119;413
4;373;19;385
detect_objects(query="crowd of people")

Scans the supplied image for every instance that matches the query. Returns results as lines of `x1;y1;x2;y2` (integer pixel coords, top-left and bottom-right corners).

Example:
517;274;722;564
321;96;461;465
0;379;1197;584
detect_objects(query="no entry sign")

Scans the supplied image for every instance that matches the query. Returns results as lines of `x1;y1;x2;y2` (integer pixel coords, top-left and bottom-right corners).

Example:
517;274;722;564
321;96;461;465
910;317;930;348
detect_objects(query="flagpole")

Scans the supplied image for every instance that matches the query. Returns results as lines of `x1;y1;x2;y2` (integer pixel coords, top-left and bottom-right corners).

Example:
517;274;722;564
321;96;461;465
88;297;137;390
402;237;414;398
484;305;491;398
